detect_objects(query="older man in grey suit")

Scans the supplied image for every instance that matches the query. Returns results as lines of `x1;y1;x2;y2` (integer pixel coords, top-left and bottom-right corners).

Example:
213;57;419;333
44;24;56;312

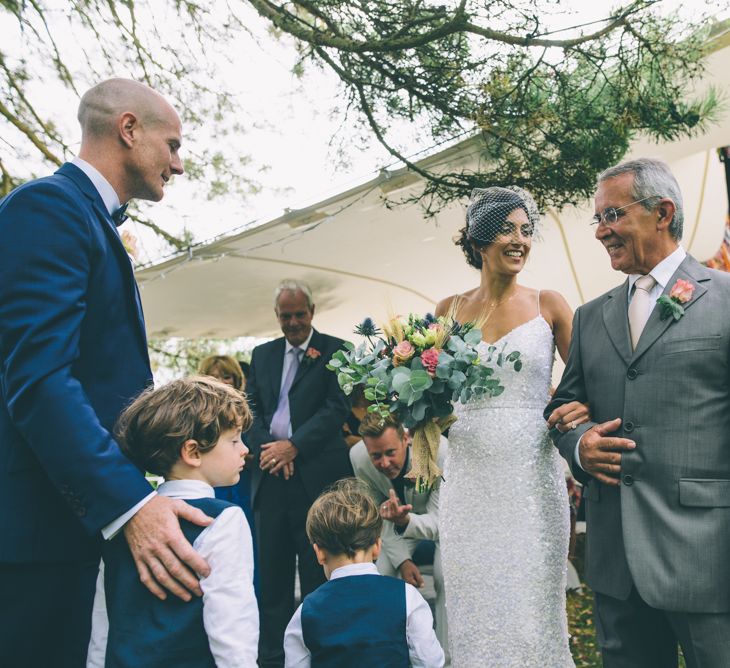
546;157;730;667
350;412;449;660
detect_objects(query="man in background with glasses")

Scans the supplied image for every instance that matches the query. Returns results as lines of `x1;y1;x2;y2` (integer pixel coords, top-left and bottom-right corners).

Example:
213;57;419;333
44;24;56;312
546;157;730;667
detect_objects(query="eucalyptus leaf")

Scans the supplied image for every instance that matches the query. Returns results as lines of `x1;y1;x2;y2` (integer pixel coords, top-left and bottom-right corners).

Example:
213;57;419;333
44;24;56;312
464;328;482;346
409;370;433;391
411;401;427;422
435;364;451;379
410;357;425;372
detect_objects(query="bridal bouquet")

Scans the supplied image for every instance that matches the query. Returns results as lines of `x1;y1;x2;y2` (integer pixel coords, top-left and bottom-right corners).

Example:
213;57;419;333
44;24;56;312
327;313;521;491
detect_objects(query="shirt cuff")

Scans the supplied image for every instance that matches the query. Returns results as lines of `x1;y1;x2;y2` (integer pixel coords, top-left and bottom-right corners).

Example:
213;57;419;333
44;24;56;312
574;437;585;472
101;491;157;540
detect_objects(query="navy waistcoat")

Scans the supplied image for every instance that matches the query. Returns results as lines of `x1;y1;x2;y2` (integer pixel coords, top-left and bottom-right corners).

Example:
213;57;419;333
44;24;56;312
301;574;409;668
103;497;231;668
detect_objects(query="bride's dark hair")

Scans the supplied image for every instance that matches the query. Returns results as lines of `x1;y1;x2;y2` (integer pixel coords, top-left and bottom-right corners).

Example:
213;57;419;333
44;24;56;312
454;223;487;270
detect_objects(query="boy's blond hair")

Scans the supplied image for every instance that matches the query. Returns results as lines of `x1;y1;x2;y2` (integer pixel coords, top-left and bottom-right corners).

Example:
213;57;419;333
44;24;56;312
116;375;252;477
306;478;382;557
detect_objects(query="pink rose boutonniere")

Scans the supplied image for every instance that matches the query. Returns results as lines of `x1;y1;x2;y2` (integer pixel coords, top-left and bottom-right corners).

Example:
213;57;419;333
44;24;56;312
657;278;695;321
303;347;321;365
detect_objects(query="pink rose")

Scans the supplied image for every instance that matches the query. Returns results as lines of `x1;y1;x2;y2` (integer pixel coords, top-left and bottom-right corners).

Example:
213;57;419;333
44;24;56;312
392;340;415;366
669;279;694;304
420;347;441;376
428;323;443;331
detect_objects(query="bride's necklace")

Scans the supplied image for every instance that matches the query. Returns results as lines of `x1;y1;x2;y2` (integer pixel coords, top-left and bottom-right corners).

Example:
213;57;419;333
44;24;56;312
478;288;518;329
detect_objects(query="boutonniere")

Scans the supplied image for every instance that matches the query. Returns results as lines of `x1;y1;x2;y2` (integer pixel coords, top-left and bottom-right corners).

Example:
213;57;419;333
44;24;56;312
303;347;322;365
120;229;139;263
657;279;695;321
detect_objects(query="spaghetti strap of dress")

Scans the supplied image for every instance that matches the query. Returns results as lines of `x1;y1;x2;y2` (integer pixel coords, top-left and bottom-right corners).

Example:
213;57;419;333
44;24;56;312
537;289;541;317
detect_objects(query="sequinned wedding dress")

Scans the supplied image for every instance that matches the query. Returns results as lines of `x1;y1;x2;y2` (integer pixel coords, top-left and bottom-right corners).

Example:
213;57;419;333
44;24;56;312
440;311;574;667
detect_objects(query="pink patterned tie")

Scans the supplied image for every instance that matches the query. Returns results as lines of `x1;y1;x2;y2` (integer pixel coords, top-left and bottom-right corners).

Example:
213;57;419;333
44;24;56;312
269;348;301;440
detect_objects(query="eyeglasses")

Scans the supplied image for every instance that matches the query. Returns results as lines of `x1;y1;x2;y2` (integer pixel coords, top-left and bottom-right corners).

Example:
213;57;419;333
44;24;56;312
591;196;658;226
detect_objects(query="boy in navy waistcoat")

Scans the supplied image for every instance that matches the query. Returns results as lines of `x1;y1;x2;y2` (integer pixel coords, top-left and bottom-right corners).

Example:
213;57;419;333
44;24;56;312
283;478;444;667
86;376;259;668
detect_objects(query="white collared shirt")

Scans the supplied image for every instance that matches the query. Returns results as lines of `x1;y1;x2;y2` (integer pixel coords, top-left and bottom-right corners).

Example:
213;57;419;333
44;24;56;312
71;156;122;215
87;479;259;668
627;245;686;320
283;562;444;668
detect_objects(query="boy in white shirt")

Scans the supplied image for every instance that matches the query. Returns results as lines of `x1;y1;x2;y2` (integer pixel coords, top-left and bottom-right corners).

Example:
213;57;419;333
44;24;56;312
87;376;258;668
284;478;444;668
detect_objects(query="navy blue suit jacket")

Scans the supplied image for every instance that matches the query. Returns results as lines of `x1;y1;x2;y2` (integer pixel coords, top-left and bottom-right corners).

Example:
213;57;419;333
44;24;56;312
245;329;353;504
0;163;154;563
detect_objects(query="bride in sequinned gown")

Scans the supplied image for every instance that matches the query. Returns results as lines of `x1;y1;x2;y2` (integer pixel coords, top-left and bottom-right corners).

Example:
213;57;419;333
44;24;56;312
435;187;589;667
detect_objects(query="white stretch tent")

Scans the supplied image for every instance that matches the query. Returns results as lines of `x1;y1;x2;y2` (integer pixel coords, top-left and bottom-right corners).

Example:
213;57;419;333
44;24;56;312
137;32;730;342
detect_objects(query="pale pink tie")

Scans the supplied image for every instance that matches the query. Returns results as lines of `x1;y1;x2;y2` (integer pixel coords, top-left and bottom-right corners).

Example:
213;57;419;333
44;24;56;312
269;348;302;440
628;274;657;350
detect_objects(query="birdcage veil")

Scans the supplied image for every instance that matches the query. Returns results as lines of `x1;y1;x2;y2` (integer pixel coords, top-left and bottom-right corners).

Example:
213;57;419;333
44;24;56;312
466;186;541;245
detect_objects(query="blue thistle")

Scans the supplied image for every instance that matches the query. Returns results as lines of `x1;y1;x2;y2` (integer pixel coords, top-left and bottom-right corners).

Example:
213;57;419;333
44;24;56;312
355;317;381;338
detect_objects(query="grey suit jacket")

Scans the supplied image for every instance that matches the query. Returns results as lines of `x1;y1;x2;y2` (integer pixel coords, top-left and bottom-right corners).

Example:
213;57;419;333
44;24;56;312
546;254;730;612
350;438;447;569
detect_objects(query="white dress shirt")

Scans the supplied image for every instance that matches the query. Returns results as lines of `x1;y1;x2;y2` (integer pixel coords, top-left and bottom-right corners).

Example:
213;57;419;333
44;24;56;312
87;479;259;668
575;245;687;469
71;157;121;215
626;245;687;315
279;329;314;438
283;562;445;668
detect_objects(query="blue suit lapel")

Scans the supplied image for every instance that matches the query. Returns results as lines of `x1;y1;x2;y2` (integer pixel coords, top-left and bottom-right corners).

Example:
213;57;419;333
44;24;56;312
56;163;148;356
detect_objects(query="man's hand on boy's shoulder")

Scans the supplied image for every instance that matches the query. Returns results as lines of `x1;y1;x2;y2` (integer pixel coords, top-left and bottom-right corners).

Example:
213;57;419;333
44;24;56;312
124;495;212;601
398;559;424;588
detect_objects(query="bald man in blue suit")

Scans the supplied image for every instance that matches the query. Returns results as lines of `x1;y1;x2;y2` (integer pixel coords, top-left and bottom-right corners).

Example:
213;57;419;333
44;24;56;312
0;79;209;668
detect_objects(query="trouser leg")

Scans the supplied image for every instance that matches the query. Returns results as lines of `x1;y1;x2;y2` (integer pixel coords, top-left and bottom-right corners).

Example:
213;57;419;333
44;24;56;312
433;545;450;665
0;560;97;668
256;477;295;668
594;587;678;668
287;476;325;599
375;534;399;577
666;609;730;668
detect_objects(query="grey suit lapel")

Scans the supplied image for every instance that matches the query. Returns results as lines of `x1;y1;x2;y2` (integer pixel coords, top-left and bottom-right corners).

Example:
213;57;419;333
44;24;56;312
631;255;710;363
602;280;632;365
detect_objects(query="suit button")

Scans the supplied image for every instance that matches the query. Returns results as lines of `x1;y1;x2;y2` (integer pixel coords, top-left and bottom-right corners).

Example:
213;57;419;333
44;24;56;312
624;421;635;433
627;368;638;380
623;474;634;486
